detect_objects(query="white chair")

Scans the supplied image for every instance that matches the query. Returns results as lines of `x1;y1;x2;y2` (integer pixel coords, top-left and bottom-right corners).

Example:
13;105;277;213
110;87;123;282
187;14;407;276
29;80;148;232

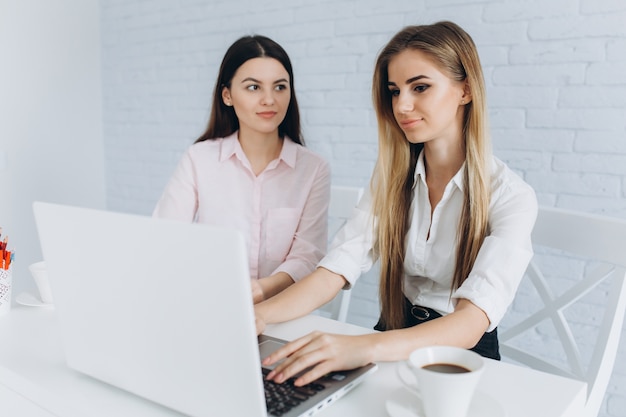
315;185;364;322
500;206;626;417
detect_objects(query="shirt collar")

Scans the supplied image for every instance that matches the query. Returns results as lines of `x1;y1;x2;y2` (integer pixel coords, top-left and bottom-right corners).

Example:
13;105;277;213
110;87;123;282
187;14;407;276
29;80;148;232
413;149;466;192
278;135;298;169
219;132;240;162
219;131;298;169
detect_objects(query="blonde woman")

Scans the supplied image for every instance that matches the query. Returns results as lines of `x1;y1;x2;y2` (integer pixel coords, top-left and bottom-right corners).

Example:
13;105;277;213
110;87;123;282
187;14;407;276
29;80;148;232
256;21;537;387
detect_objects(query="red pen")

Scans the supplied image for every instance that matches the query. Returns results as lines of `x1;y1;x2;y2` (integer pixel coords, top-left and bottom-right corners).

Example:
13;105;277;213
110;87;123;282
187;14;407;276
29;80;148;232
3;250;10;270
0;234;8;269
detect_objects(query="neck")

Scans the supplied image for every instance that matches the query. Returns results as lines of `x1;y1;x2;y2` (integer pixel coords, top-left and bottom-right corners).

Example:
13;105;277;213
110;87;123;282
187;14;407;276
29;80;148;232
423;140;465;184
238;128;283;175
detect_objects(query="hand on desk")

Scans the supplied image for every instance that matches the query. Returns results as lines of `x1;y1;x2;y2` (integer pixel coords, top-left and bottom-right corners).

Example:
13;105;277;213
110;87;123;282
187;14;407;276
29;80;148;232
262;331;374;387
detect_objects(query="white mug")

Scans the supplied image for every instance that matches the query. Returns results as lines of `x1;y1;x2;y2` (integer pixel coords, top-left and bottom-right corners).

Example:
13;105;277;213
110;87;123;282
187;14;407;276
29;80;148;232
28;261;53;304
397;345;484;417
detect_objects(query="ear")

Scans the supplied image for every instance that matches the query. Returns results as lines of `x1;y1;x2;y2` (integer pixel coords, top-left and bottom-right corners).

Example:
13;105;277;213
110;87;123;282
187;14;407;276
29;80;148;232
460;81;472;105
222;86;233;106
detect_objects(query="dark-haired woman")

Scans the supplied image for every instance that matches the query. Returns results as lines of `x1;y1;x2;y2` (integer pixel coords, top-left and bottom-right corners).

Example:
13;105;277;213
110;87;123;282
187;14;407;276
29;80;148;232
154;35;330;303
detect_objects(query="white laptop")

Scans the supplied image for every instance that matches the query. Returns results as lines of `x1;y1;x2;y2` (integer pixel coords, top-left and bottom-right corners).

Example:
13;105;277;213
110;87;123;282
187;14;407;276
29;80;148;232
33;201;376;417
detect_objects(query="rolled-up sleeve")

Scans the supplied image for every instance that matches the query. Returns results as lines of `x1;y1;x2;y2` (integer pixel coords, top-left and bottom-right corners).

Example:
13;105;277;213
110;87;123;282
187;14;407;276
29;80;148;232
273;160;331;281
453;180;538;331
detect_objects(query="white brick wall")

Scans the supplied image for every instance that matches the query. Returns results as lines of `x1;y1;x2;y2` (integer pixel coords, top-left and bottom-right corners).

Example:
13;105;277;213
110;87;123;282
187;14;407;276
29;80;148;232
100;1;626;415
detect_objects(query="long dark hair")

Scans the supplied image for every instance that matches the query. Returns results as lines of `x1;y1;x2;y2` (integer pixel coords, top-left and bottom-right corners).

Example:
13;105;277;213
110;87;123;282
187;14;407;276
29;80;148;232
195;35;304;145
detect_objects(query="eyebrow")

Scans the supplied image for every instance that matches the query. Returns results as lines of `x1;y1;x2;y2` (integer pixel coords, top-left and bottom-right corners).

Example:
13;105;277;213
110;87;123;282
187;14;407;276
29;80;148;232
241;77;289;84
387;75;431;87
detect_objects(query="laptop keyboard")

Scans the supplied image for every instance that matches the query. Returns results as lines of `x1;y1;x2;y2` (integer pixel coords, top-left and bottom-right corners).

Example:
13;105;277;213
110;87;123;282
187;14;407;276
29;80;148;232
262;368;327;416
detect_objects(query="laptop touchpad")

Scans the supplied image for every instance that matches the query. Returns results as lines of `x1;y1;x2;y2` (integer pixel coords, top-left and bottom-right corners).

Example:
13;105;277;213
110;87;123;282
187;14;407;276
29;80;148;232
259;340;285;369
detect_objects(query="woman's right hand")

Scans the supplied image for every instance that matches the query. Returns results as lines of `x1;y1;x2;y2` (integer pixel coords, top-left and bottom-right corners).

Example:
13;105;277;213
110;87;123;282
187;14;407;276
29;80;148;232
262;331;376;387
253;268;347;335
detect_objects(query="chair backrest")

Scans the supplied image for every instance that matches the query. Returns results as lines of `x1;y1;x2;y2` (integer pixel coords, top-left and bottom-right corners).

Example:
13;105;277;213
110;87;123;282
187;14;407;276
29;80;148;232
500;206;626;417
316;185;364;322
328;185;364;237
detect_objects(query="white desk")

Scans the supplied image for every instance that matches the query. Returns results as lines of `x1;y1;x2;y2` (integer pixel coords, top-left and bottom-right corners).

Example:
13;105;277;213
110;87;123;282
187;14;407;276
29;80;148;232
0;306;586;417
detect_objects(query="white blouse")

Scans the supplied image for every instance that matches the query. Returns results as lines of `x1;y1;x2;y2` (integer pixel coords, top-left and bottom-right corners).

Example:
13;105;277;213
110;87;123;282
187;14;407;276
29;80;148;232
319;151;537;331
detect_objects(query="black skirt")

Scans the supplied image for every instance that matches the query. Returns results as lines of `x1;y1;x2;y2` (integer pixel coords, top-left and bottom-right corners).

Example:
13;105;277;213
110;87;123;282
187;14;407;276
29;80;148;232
374;297;500;360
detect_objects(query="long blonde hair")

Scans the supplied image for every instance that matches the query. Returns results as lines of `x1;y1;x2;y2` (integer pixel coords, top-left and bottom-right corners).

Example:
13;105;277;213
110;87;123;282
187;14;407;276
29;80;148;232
371;21;492;330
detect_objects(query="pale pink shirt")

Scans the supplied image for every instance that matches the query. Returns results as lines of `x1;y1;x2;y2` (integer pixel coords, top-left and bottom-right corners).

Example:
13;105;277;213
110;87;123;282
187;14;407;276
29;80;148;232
153;132;331;281
319;152;537;331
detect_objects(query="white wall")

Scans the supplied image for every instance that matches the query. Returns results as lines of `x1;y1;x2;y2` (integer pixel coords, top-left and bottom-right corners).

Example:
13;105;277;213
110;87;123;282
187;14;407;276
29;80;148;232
0;0;105;297
100;1;626;415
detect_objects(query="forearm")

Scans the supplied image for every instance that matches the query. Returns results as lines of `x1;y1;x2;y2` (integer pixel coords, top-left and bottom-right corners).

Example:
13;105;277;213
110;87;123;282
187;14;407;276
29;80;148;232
255;267;345;325
258;272;295;300
263;300;490;385
366;299;490;362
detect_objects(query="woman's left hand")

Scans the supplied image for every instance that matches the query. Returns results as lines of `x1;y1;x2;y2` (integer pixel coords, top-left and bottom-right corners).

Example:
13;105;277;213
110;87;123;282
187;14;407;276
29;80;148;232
250;279;265;304
262;331;374;386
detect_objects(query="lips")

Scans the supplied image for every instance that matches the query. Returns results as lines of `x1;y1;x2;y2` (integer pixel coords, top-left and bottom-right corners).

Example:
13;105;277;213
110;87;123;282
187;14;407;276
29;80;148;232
257;111;277;119
399;118;423;129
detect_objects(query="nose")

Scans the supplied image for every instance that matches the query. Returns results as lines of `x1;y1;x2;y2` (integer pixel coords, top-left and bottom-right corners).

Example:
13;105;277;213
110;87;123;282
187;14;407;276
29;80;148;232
395;91;413;113
261;90;275;106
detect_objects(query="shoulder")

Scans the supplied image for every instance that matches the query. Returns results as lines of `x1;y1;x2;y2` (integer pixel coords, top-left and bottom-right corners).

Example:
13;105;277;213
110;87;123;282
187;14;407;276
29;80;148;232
489;157;538;215
298;146;330;167
285;137;331;172
171;138;231;174
184;136;232;160
491;157;534;196
188;137;226;153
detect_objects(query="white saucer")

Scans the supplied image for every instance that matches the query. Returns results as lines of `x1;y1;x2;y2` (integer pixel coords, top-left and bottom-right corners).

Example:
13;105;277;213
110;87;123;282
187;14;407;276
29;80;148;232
386;387;505;417
16;292;53;308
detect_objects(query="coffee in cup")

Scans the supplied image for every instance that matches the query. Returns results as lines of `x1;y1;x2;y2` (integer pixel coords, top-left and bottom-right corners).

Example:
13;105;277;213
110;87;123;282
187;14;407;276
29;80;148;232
397;345;484;417
422;362;471;373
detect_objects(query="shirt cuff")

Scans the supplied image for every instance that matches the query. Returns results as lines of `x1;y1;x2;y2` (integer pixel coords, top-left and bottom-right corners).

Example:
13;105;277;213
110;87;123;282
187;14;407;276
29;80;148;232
453;236;533;332
318;247;372;290
272;259;316;283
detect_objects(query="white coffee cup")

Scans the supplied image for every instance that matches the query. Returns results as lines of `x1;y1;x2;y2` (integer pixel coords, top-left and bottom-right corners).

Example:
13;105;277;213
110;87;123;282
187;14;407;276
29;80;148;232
397;345;484;417
28;261;53;304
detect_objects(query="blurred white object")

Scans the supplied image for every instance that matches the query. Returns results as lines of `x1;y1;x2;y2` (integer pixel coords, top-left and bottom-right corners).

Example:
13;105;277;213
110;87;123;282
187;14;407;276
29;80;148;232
0;267;12;316
29;261;53;304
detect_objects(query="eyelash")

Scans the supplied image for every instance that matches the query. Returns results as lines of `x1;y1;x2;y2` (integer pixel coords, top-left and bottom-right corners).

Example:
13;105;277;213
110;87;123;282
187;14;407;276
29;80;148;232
245;84;288;91
388;84;430;97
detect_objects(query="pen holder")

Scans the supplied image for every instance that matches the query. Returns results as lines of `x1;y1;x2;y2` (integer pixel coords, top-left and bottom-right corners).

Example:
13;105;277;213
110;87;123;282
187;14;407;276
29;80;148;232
0;266;12;316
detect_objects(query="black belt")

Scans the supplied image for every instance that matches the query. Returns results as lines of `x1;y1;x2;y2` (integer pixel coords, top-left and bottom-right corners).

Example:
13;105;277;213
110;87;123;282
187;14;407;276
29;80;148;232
409;304;437;321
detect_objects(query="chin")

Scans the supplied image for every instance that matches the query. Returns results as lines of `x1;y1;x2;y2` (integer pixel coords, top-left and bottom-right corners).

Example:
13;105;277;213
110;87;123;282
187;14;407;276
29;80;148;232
404;135;426;144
